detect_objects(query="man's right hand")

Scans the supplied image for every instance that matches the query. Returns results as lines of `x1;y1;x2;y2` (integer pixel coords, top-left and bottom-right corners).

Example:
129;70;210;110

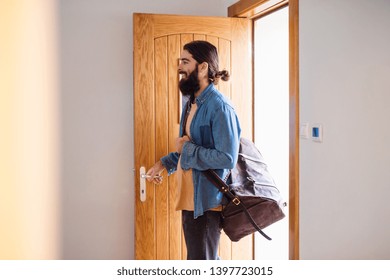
145;160;165;184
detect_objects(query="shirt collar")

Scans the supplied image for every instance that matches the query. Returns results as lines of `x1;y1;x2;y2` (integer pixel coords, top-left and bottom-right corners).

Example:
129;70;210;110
195;83;214;106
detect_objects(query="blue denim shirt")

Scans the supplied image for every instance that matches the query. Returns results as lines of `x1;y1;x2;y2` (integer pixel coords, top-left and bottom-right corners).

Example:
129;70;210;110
161;84;241;218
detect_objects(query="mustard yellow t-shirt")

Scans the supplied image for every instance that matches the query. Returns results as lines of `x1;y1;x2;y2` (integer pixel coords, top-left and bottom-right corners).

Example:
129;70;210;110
175;103;197;211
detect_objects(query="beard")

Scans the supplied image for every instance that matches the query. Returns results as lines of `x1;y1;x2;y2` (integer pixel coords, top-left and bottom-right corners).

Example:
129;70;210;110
179;67;200;102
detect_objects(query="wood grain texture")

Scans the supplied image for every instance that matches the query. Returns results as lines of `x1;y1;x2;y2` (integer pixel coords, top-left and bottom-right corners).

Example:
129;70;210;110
232;234;253;260
231;18;253;140
134;13;155;260
218;39;231;100
219;232;232;260
153;14;233;40
205;36;220;92
288;0;300;260
155;37;169;260
167;34;183;260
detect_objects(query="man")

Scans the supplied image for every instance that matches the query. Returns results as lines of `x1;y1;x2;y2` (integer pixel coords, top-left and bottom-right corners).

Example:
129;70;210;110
146;40;241;260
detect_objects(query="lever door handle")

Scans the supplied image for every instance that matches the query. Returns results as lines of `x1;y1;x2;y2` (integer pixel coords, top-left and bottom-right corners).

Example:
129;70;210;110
140;166;147;202
140;174;163;180
139;167;163;202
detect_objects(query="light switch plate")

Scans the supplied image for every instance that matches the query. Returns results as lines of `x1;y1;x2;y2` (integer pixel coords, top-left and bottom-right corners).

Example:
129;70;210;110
311;124;323;142
300;123;309;139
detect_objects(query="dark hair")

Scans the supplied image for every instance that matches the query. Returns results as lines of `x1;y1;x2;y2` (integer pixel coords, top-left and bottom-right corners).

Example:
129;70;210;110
183;40;230;85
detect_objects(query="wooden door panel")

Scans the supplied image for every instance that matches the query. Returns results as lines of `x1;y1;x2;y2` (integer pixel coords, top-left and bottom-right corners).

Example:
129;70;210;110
134;13;252;260
153;14;236;39
155;37;170;259
134;14;155;260
167;34;183;260
218;39;231;99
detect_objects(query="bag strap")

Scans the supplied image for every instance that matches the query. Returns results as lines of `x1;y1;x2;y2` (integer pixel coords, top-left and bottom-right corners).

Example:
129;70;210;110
203;169;272;241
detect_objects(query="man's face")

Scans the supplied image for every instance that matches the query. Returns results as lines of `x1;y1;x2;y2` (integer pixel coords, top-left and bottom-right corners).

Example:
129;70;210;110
178;50;200;98
178;50;197;79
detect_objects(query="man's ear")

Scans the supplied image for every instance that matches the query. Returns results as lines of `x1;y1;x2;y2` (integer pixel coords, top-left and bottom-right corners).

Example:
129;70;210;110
199;62;208;75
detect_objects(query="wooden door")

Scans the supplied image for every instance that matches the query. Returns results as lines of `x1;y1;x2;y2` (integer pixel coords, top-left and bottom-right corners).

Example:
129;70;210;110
133;13;252;260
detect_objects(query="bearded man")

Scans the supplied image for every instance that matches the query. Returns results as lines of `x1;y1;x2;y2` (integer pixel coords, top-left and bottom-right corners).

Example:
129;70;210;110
146;40;241;260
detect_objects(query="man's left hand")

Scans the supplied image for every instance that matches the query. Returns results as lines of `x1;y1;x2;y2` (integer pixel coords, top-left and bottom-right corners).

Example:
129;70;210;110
175;135;190;154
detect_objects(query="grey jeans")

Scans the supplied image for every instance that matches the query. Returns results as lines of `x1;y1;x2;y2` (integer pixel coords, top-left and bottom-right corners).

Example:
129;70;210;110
182;210;222;260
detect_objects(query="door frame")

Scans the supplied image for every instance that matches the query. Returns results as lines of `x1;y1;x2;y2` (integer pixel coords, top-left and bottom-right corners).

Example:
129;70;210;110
229;0;300;260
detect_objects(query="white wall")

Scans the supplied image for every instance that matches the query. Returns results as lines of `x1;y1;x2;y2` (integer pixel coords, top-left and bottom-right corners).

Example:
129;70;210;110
300;0;390;259
5;0;389;260
59;0;237;260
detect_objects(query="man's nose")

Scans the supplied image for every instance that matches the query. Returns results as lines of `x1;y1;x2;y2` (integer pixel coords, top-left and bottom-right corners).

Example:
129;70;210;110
178;68;185;75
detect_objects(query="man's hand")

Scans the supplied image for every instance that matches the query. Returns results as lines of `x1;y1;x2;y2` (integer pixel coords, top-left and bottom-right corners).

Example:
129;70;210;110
175;135;190;154
145;160;165;184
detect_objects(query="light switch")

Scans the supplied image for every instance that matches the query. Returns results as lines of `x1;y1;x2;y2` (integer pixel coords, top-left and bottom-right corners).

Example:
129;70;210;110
300;123;309;139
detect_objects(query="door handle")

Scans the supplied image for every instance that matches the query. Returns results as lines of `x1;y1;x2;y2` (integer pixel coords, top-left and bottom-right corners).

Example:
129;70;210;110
139;166;146;202
140;174;163;180
139;166;163;202
139;166;147;202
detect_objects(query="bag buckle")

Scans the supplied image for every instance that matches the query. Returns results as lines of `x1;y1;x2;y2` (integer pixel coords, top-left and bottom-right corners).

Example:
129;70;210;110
232;197;241;206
